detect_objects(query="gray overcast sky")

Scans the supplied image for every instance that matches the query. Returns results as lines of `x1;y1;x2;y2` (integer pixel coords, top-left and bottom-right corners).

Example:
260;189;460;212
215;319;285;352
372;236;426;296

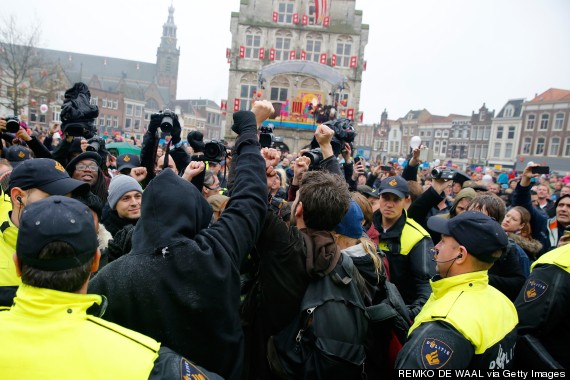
4;0;570;123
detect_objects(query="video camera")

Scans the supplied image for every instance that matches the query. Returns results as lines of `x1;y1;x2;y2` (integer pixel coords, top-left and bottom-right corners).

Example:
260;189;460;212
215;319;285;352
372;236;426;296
260;124;274;149
86;135;106;154
60;82;99;138
431;167;470;183
4;116;21;133
302;148;324;170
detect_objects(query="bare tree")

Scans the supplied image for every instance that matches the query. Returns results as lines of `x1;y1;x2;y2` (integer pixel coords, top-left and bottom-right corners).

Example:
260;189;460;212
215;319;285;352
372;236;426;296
0;15;43;115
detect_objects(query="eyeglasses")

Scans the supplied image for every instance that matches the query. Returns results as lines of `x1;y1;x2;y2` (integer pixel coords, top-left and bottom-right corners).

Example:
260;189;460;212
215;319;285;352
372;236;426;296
204;184;221;191
76;164;98;171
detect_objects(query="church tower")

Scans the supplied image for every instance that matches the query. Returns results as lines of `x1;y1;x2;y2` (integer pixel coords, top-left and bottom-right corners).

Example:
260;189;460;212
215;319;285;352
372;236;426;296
156;4;180;101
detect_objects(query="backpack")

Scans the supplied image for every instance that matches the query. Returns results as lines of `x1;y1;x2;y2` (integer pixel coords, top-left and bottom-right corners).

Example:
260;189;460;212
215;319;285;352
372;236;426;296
267;251;369;380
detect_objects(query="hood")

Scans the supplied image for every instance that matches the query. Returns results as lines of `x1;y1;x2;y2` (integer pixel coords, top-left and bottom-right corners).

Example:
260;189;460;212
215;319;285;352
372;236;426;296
131;170;213;253
508;233;543;256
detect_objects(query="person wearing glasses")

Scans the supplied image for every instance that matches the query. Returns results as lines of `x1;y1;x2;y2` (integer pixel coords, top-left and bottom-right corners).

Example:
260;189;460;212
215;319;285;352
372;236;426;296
202;170;221;199
66;151;109;203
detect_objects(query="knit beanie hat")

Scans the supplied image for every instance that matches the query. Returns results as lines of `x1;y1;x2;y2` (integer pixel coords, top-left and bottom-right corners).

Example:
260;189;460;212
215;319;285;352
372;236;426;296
107;175;142;210
335;199;364;239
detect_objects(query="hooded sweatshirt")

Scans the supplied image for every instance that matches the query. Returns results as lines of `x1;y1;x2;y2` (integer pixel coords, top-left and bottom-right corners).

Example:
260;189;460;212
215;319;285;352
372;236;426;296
89;122;267;380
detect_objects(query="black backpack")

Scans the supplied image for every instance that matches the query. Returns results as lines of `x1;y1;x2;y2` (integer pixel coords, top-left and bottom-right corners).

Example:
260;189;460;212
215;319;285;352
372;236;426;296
267;252;369;380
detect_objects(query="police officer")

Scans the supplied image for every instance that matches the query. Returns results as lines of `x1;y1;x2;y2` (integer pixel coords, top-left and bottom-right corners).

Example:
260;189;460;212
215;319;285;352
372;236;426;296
515;243;570;368
0;196;221;379
396;211;517;369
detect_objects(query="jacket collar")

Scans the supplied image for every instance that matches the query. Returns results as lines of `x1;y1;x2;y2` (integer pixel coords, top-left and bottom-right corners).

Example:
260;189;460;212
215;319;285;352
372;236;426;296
11;284;102;319
430;271;489;299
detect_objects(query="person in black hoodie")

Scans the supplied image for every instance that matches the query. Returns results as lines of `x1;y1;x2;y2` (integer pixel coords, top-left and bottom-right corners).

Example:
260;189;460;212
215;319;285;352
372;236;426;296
88;101;272;380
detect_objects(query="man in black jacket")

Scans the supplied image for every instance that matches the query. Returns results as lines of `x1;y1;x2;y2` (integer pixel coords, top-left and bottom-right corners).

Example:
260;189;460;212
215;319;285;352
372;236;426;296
241;124;353;379
89;101;272;380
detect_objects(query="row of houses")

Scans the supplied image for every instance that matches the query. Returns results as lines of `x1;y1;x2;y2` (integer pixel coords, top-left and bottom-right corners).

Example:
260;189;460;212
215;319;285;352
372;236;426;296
353;88;570;174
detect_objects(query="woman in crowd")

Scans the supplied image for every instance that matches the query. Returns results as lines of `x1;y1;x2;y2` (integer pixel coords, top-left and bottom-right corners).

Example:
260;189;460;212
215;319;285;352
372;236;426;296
501;206;542;262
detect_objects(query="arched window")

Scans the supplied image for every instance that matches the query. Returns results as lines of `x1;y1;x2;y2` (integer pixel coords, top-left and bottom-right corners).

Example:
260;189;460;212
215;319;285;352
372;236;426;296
275;30;293;61
335;36;353;67
244;27;262;59
535;137;545;155
526;114;535;130
549;137;560;156
239;73;257;111
540;114;549;130
522;137;532;154
306;33;323;62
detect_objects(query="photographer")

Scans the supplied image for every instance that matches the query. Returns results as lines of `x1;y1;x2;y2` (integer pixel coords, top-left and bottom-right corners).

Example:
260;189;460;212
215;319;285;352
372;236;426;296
0;118;52;161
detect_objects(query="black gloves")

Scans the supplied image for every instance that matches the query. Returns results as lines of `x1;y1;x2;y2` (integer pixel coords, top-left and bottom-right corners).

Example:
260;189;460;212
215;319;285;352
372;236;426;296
231;111;257;136
187;131;205;153
170;115;182;145
107;224;135;262
148;113;162;135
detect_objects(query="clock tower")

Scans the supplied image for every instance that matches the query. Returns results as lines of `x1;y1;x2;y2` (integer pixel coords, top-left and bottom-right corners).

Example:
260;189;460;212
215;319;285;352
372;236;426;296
156;4;180;101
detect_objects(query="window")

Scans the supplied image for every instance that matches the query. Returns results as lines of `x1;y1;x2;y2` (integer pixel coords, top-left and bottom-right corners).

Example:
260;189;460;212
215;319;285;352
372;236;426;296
481;145;488;160
126;104;133;116
125;118;132;129
565;138;570;156
535;137;545;155
476;127;483;140
99;116;105;127
102;98;108;108
442;130;449;138
504;106;513;118
135;106;142;117
554;113;564;130
113;100;118;109
91;97;98;106
134;120;141;131
441;141;447;155
462;129;468;139
508;126;515;139
270;87;288;102
106;116;112;127
505;143;513;158
239;83;257;111
496;126;503;139
483;126;491;139
549;137;560;156
306;34;322;63
540;114;549;130
474;145;481;160
522;137;532;154
245;28;262;59
275;32;292;61
435;130;441;138
335;36;353;67
278;1;294;24
113;116;118;128
493;143;501;158
403;127;408;136
526;114;535;130
434;140;440;154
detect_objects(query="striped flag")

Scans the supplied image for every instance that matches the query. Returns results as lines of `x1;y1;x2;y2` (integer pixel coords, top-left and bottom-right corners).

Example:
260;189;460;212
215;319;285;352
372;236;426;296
314;0;328;25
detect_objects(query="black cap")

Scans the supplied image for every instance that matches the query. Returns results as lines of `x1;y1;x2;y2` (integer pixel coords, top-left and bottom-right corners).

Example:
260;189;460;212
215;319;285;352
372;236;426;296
9;158;90;196
65;152;102;176
427;211;508;263
5;145;32;169
116;153;141;172
378;176;409;199
16;196;98;271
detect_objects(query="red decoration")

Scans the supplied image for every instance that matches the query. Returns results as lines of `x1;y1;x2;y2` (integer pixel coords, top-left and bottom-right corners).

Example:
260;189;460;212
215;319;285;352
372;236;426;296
234;99;240;112
340;99;347;106
320;53;327;64
259;48;265;60
239;46;245;58
269;48;276;61
359;113;364;122
347;108;354;120
350;56;357;68
302;15;308;25
293;13;299;24
300;50;306;60
323;16;330;27
226;48;231;59
289;50;296;60
331;54;337;67
363;60;367;71
272;12;278;22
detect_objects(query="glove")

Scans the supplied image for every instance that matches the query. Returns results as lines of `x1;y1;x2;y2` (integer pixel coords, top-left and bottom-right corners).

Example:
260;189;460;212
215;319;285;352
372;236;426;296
170;114;182;145
231;111;257;136
107;224;134;262
187;131;205;153
148;113;162;135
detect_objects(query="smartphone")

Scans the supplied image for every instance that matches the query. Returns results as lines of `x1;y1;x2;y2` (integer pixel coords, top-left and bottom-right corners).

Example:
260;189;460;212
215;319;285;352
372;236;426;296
531;166;550;175
354;156;361;164
381;165;392;172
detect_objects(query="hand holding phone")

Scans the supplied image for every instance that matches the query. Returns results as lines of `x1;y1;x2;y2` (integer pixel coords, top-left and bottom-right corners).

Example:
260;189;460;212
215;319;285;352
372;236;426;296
531;166;550;175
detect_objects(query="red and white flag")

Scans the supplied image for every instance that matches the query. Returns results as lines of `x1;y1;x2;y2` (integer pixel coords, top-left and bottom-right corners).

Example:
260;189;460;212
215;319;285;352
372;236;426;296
359;112;364;122
314;0;329;24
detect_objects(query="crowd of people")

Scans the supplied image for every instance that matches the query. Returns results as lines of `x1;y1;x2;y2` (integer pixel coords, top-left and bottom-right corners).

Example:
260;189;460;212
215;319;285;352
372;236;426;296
0;85;568;378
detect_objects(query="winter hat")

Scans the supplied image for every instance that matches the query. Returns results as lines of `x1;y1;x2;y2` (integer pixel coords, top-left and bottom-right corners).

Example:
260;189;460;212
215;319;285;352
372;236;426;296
335;199;364;239
107;175;142;210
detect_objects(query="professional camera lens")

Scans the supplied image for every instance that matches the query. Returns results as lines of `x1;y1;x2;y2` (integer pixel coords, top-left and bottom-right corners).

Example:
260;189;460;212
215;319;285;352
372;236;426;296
5;116;20;133
160;109;174;134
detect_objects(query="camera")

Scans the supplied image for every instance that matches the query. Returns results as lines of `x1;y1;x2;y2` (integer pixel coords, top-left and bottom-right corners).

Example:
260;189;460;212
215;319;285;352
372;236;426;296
311;117;357;157
302;148;324;169
260;124;274;149
63;121;97;138
158;109;176;134
198;140;227;163
431;167;456;180
4;116;20;133
86;135;105;154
